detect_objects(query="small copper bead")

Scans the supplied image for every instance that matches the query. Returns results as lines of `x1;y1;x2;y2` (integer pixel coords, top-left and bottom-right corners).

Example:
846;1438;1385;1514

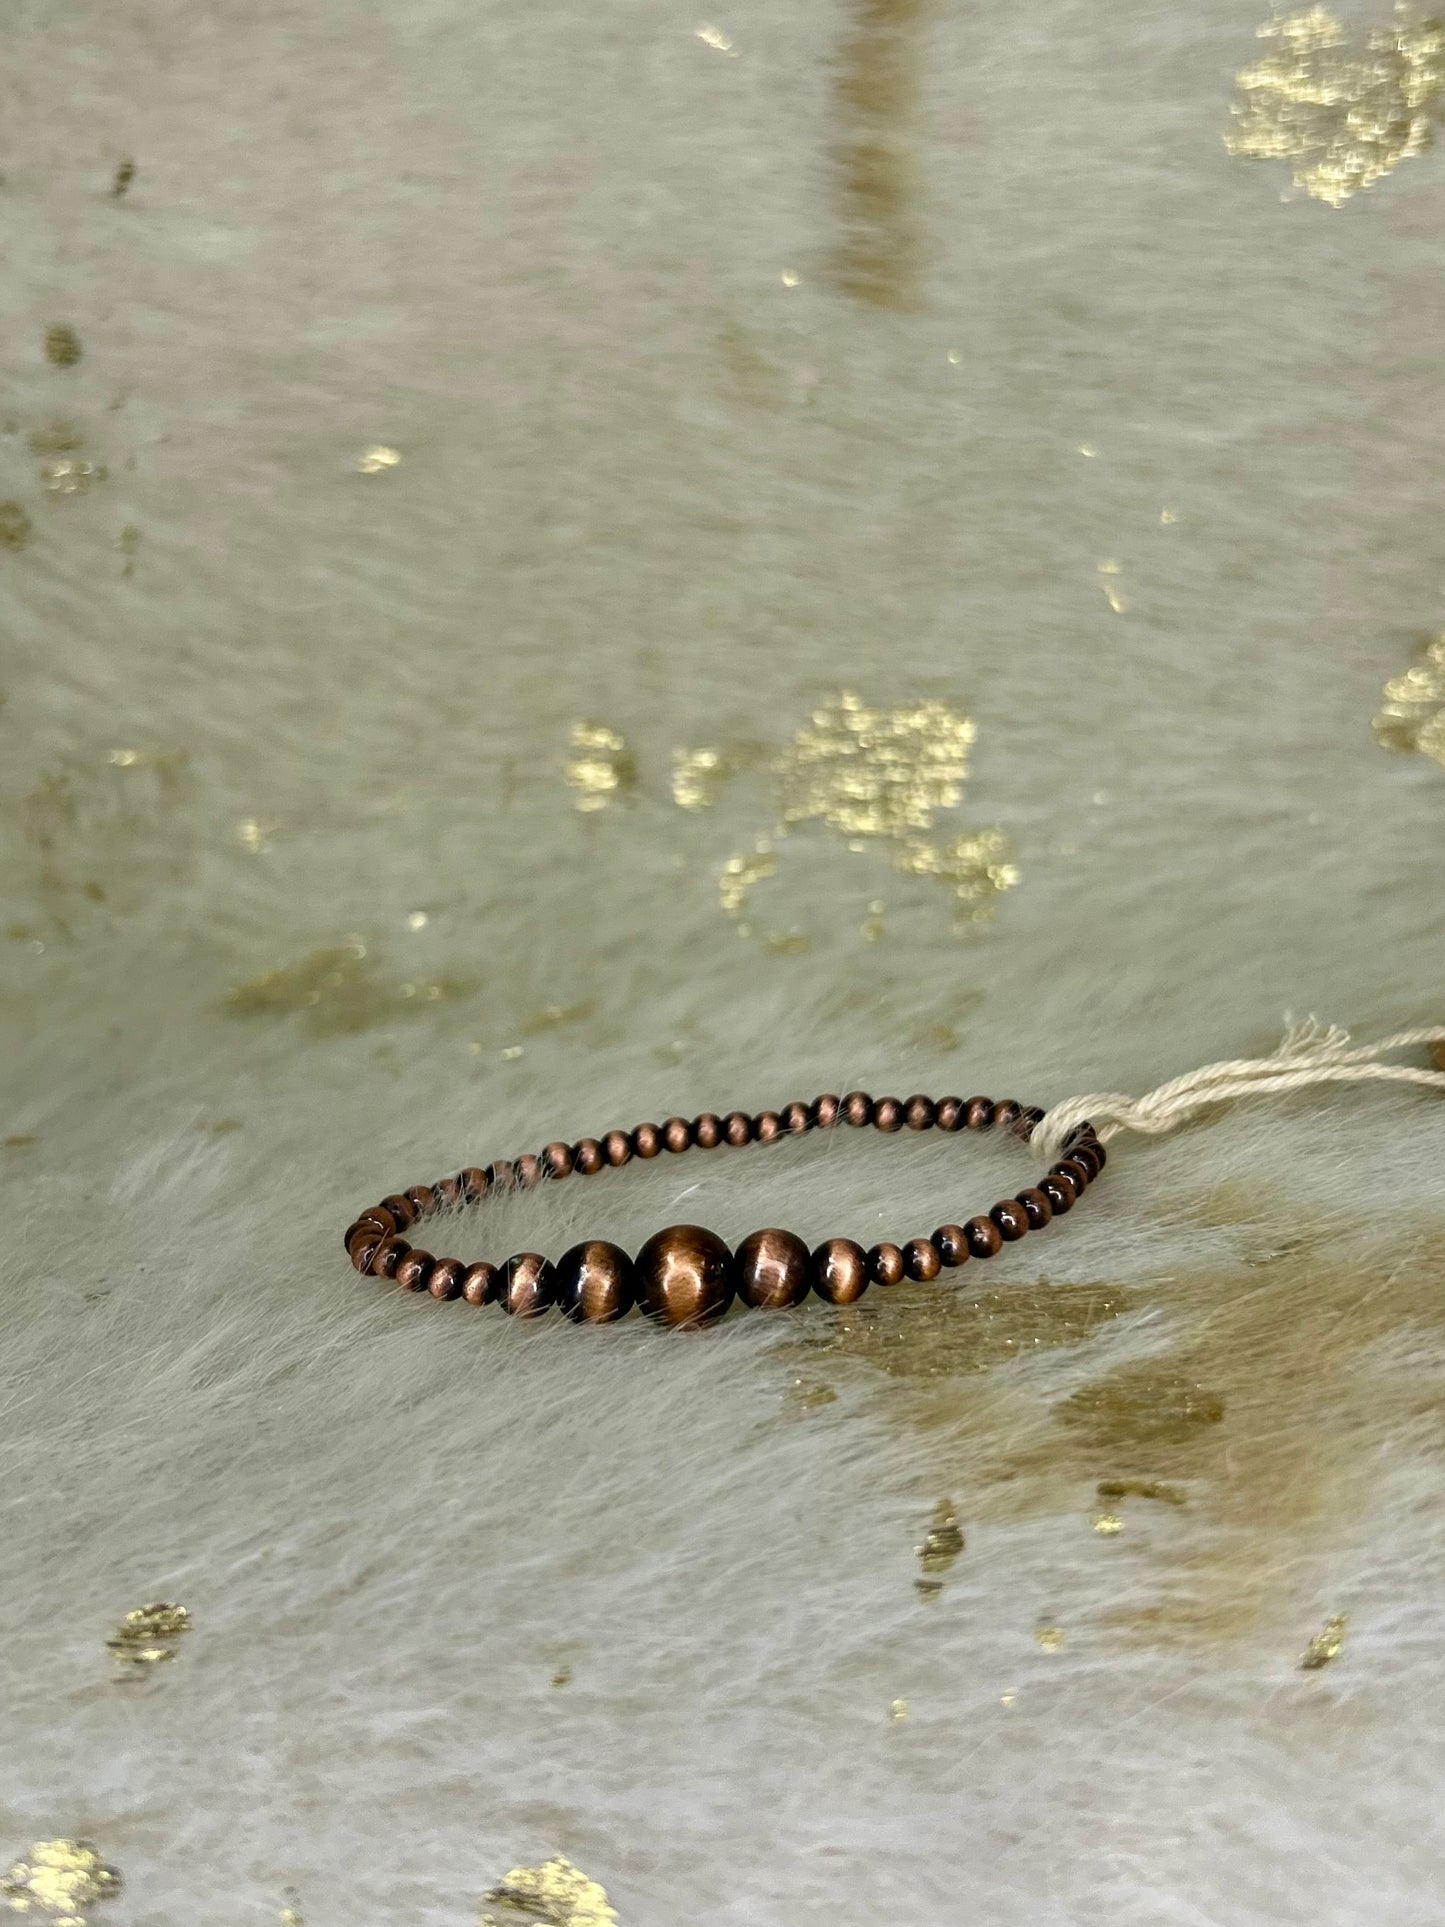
1069;1143;1103;1182
344;1219;374;1254
461;1261;499;1306
499;1252;556;1318
1041;1174;1077;1214
1055;1156;1092;1194
873;1096;904;1133
433;1176;464;1210
395;1249;435;1293
554;1240;636;1323
404;1185;436;1217
514;1153;545;1190
459;1168;489;1202
993;1100;1023;1134
754;1111;783;1144
602;1129;633;1168
543;1141;574;1179
1018;1106;1046;1141
692;1112;723;1150
843;1091;875;1127
964;1216;1003;1259
990;1199;1030;1242
964;1097;995;1131
381;1193;417;1229
1067;1122;1099;1152
428;1258;465;1301
781;1101;810;1136
635;1224;734;1327
723;1110;754;1147
1015;1187;1053;1230
357;1207;396;1237
663;1116;692;1154
349;1236;381;1275
904;1094;936;1131
633;1122;664;1159
903;1237;943;1282
935;1097;965;1133
573;1137;605;1177
932;1223;971;1267
866;1241;906;1287
371;1237;410;1278
812;1236;869;1304
809;1094;841;1130
1084;1136;1106;1170
486;1160;517;1194
736;1227;812;1309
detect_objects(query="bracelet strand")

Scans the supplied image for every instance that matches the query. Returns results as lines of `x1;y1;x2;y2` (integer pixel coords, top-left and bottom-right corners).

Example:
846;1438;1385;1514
342;1092;1104;1328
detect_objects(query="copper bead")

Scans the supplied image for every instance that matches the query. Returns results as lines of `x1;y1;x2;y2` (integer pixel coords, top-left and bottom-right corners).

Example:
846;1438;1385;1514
395;1249;435;1292
809;1094;841;1130
543;1141;574;1179
404;1185;436;1217
499;1252;556;1317
935;1097;965;1133
963;1097;994;1131
993;1100;1023;1134
573;1137;605;1177
371;1237;409;1278
736;1227;811;1309
459;1168;489;1202
866;1241;906;1287
780;1101;810;1136
554;1240;636;1323
635;1224;734;1327
381;1193;417;1229
843;1091;874;1126
932;1223;970;1267
754;1111;783;1144
663;1116;692;1154
989;1199;1030;1242
813;1237;868;1304
723;1110;753;1147
1054;1156;1092;1194
428;1257;465;1301
874;1096;904;1133
1069;1143;1103;1181
903;1237;942;1282
602;1129;633;1168
1015;1187;1053;1230
693;1112;723;1150
461;1261;499;1305
964;1216;1003;1259
514;1153;545;1190
633;1122;663;1159
1040;1175;1075;1214
904;1094;935;1130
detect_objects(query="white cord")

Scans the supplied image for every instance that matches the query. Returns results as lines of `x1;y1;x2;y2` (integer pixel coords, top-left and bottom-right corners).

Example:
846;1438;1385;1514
1034;1019;1445;1164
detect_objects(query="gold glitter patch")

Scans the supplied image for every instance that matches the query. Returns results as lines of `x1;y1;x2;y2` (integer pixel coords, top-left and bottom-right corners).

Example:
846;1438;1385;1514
479;1857;618;1927
1300;1613;1347;1669
1034;1626;1065;1652
0;503;32;551
1225;8;1445;205
2;1841;121;1925
915;1498;965;1585
356;445;401;475
565;723;636;812
42;460;103;495
44;326;82;368
800;1281;1130;1379
888;1697;909;1720
1091;1513;1124;1536
1374;632;1445;764
224;940;478;1036
1060;1368;1225;1448
107;1600;190;1674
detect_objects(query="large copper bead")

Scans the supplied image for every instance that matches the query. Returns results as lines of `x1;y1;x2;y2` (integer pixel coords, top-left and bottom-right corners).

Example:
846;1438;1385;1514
735;1227;811;1309
460;1261;499;1306
499;1252;556;1317
371;1237;410;1279
554;1240;636;1324
812;1237;868;1305
635;1224;734;1327
395;1249;435;1293
428;1257;465;1301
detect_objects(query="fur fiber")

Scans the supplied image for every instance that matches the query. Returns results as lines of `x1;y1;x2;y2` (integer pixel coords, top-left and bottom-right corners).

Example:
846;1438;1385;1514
3;0;1445;1921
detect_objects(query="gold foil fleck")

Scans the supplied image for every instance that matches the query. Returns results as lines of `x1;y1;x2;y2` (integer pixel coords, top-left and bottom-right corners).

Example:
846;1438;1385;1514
111;160;136;199
565;723;636;812
1374;632;1445;763
1060;1368;1225;1448
672;743;754;810
2;1841;121;1925
1300;1613;1347;1670
0;503;32;551
479;1857;618;1927
780;269;801;287
1091;1513;1124;1536
356;445;401;474
719;843;776;918
916;1498;965;1581
1034;1626;1065;1652
42;460;103;495
1224;8;1445;205
1097;1478;1187;1506
44;326;82;368
888;1697;909;1721
695;23;735;53
107;1600;190;1675
236;818;275;853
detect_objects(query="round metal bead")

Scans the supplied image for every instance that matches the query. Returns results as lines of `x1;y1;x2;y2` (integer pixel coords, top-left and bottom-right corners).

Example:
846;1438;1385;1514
932;1223;971;1267
1041;1173;1078;1213
964;1097;995;1131
866;1241;906;1287
357;1207;396;1238
736;1227;812;1309
461;1261;499;1306
514;1153;545;1190
1084;1136;1106;1170
573;1137;605;1177
874;1096;904;1133
1015;1187;1053;1230
903;1237;942;1282
754;1111;783;1144
935;1097;965;1133
543;1141;575;1179
433;1176;464;1210
964;1216;1003;1259
692;1112;723;1150
1055;1156;1092;1194
602;1129;633;1168
404;1185;436;1217
633;1122;663;1159
812;1237;869;1304
663;1116;692;1154
1069;1143;1103;1181
904;1095;935;1131
993;1100;1023;1134
486;1160;517;1194
499;1252;556;1318
990;1199;1030;1242
349;1235;381;1274
554;1240;636;1324
1018;1106;1046;1141
395;1249;435;1293
635;1224;735;1327
371;1237;409;1278
381;1193;417;1229
843;1091;874;1126
809;1094;841;1130
428;1258;465;1301
459;1168;489;1203
781;1101;810;1136
723;1110;754;1147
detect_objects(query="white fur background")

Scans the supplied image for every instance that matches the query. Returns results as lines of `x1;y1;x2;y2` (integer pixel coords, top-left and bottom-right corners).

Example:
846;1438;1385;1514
3;0;1445;1921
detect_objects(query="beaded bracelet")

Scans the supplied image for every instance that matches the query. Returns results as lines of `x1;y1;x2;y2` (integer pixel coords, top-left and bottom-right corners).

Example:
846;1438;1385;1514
342;1092;1104;1328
